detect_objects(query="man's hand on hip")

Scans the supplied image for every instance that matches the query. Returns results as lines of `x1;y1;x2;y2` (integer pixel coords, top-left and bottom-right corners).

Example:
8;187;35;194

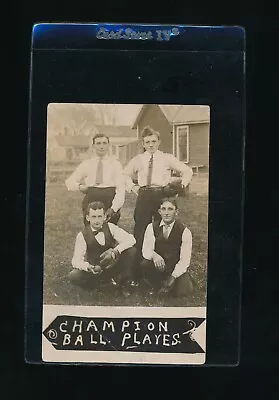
105;208;115;222
79;184;88;194
132;185;140;196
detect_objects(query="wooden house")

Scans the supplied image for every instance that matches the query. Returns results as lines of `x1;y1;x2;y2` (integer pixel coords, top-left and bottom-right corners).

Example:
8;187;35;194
131;105;210;172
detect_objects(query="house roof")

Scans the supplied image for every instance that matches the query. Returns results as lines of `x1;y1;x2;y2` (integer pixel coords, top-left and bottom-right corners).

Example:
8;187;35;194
53;134;138;148
95;125;137;137
109;137;139;144
132;105;210;128
55;136;91;148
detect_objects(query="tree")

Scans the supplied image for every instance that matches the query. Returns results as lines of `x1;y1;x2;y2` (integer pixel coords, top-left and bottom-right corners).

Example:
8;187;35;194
47;103;118;137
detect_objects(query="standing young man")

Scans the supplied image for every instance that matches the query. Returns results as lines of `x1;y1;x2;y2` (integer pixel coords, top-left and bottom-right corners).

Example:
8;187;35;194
123;126;193;284
69;201;136;297
65;133;125;225
141;198;194;297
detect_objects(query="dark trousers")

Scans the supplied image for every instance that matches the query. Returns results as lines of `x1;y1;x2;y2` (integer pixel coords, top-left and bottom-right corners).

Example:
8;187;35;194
69;247;136;289
132;187;165;280
141;259;194;297
82;187;120;225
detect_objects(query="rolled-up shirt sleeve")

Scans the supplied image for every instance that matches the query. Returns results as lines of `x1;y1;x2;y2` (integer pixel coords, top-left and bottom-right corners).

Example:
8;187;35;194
71;232;90;271
171;228;192;278
111;160;125;212
65;161;87;191
142;223;155;260
167;155;193;188
123;157;138;192
109;223;136;254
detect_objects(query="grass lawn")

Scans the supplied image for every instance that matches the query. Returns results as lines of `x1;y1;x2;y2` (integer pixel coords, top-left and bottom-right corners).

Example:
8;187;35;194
43;180;208;307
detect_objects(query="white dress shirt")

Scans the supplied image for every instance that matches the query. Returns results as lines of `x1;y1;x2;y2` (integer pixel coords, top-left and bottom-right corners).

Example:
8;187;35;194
123;150;193;192
65;155;125;212
72;223;136;271
142;219;192;278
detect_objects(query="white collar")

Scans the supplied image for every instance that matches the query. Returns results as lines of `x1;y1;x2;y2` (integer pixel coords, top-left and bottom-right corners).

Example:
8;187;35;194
143;150;161;158
159;220;175;229
91;154;109;160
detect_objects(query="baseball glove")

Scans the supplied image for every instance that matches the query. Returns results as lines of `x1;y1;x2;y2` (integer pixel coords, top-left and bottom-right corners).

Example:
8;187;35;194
99;248;119;270
164;178;184;197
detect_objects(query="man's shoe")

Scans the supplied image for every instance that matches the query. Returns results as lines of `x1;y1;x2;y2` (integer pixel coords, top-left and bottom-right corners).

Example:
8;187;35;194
130;280;139;287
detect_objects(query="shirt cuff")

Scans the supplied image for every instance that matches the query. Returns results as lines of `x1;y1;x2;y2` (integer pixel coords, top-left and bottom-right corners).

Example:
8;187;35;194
72;261;89;271
171;265;188;279
147;251;156;261
114;244;123;254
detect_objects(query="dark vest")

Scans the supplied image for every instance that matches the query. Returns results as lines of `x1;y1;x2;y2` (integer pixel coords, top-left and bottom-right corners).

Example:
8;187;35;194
82;223;115;265
153;220;185;273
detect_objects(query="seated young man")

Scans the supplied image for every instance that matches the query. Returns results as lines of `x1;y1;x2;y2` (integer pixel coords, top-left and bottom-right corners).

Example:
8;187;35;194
141;197;194;297
69;201;136;297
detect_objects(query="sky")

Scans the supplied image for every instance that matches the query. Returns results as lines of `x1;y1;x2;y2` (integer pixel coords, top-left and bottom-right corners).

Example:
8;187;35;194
114;104;142;125
46;103;209;136
46;103;143;136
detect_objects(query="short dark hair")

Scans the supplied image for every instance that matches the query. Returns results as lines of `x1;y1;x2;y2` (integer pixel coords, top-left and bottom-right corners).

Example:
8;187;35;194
141;126;160;140
159;197;178;209
92;133;110;144
86;201;106;215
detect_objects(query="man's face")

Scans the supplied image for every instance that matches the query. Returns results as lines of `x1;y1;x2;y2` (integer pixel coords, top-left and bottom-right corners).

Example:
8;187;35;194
159;201;178;224
142;134;160;153
86;208;105;230
93;137;109;157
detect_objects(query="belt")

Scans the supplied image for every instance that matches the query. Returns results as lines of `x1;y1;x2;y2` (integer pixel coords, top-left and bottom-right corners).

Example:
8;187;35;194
88;186;116;189
139;186;165;192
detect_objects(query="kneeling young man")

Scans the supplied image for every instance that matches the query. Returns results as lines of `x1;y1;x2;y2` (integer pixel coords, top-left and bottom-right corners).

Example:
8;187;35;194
141;198;193;297
69;201;136;297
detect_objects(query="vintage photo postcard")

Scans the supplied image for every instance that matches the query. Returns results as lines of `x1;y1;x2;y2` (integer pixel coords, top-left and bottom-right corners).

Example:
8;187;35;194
42;103;209;364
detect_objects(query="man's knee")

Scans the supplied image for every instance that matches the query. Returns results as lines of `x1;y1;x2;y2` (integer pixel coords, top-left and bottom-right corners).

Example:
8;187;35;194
121;246;137;260
140;259;155;278
68;269;88;285
140;258;153;268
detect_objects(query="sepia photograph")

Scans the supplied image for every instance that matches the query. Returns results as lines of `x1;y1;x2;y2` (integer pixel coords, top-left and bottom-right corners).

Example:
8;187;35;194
44;103;209;308
42;103;209;364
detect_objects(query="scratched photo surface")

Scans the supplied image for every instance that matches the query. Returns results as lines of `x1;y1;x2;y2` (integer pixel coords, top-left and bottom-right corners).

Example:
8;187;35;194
43;103;210;308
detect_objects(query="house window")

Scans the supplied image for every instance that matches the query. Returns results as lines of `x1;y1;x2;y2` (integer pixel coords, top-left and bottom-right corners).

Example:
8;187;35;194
174;125;189;163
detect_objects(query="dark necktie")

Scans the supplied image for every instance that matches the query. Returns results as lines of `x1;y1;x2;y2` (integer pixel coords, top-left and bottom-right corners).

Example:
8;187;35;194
95;158;103;185
163;225;170;239
146;154;154;186
93;228;104;236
